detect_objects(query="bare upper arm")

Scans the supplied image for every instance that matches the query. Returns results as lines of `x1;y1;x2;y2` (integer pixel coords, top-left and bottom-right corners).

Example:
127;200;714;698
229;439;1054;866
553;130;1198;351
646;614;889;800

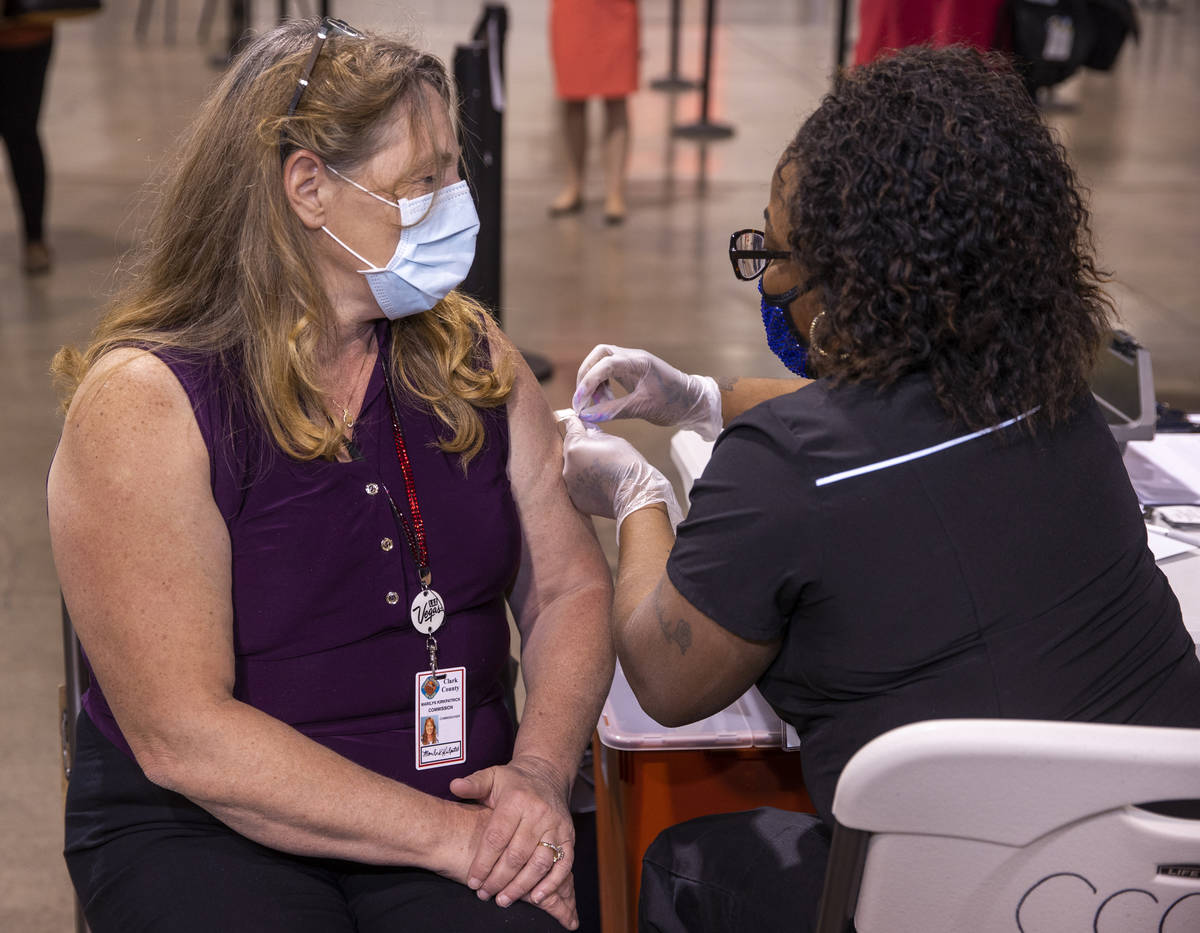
620;572;781;727
47;348;235;763
485;323;611;634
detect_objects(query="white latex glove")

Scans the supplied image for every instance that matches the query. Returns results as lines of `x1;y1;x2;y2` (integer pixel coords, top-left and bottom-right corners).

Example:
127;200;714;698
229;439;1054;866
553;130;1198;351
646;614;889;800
572;345;723;442
561;416;682;540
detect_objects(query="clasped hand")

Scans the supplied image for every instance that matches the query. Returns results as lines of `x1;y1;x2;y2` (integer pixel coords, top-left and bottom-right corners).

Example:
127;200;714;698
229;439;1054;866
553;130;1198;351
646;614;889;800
448;755;578;928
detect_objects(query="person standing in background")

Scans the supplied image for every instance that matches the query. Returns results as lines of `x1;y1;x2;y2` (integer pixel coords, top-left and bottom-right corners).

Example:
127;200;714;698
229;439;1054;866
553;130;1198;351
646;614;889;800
547;0;638;224
0;16;54;275
854;0;1007;65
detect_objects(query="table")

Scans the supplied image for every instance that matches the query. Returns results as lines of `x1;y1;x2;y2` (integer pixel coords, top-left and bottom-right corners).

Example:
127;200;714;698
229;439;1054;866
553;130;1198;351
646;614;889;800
593;664;812;933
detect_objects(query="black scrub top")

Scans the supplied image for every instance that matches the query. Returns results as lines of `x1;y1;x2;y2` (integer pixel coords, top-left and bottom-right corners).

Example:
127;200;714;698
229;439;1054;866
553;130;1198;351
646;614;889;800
667;372;1200;825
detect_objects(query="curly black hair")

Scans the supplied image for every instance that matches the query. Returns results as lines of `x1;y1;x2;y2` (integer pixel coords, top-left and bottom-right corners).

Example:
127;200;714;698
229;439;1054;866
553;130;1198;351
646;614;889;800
784;45;1112;430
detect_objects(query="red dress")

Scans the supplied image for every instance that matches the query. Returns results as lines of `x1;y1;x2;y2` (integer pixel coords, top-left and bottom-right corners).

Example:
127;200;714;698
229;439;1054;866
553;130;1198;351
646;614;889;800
854;0;1008;66
550;0;639;101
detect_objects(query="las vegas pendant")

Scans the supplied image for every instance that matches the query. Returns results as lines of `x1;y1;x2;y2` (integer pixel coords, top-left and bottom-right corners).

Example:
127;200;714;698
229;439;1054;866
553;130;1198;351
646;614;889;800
410;587;446;635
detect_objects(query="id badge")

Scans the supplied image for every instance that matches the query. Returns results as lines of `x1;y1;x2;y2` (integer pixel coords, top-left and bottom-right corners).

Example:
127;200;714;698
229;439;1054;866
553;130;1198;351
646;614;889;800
415;666;466;770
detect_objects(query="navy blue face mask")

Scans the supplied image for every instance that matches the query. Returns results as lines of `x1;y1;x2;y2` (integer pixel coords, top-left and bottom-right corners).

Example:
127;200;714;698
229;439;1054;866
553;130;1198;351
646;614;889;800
758;279;809;377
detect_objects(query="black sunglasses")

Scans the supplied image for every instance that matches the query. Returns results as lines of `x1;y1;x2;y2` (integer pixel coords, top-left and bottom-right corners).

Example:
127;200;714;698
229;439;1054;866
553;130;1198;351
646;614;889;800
729;228;791;282
285;17;363;118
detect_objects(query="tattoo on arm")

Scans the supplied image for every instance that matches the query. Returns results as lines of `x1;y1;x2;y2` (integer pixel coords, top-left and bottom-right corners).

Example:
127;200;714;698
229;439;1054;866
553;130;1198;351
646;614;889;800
716;376;736;393
653;580;693;655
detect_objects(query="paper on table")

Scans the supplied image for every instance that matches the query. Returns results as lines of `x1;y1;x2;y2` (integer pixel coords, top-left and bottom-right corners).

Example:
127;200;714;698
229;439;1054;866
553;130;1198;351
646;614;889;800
1146;523;1199;561
1124;435;1200;506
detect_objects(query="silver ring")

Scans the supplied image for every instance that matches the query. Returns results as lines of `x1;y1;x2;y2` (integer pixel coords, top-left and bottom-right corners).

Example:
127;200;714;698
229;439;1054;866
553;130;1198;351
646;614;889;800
539;840;565;864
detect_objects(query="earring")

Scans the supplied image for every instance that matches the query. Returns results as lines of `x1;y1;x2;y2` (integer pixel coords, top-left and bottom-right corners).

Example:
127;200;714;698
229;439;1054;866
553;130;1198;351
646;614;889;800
809;311;831;359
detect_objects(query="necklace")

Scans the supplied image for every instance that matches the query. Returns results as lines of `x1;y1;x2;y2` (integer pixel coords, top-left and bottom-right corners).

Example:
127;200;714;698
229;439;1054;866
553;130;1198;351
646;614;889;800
328;333;377;429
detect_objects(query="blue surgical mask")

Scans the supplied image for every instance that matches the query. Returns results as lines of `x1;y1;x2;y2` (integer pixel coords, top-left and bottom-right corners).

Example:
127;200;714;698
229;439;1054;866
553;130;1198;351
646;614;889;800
759;279;809;377
322;169;480;320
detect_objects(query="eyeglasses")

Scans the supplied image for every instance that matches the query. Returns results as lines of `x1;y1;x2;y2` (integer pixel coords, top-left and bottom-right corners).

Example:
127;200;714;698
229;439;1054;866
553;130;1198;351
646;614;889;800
729;229;791;281
285;17;363;118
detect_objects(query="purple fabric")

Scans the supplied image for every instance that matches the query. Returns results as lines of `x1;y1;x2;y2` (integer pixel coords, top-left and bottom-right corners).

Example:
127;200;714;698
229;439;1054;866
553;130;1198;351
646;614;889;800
83;324;521;798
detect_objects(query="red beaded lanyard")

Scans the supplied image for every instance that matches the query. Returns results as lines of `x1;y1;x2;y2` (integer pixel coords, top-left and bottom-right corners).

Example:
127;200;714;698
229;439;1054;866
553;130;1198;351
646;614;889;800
381;368;446;671
387;413;429;583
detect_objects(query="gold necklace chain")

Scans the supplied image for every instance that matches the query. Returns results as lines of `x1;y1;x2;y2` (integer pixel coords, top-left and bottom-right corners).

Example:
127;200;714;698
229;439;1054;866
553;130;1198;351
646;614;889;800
329;334;377;429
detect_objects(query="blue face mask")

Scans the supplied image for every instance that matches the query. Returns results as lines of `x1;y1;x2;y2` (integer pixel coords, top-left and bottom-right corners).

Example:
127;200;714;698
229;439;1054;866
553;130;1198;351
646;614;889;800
758;279;809;377
322;169;480;320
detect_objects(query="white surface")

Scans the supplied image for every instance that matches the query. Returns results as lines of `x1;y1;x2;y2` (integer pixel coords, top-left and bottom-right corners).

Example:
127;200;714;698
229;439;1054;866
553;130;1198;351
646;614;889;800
1161;549;1200;649
597;661;783;751
1127;433;1200;498
668;430;714;499
836;720;1200;933
1146;524;1200;559
833;719;1200;841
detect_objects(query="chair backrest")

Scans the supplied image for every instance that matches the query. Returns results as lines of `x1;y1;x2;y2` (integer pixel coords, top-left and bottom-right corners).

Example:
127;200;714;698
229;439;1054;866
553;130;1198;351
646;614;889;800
60;596;89;785
816;719;1200;933
59;597;93;933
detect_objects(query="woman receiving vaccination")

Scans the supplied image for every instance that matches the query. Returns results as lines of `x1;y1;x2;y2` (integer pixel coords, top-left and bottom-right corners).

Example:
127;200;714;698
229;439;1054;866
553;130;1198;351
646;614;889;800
49;18;612;932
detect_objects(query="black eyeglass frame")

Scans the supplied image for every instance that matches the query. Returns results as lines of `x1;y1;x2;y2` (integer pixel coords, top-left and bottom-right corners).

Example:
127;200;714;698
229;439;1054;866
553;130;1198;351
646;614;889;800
285;17;363;119
729;228;792;282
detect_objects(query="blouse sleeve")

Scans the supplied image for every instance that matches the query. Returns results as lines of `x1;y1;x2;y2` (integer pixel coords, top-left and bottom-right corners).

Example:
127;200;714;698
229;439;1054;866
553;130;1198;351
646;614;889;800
666;404;821;642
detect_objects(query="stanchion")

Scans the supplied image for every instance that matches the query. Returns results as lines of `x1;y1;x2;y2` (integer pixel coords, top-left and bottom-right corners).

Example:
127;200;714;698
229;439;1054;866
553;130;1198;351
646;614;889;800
835;0;851;74
276;0;331;22
209;0;251;67
455;4;553;381
273;0;328;24
671;0;733;140
650;0;699;91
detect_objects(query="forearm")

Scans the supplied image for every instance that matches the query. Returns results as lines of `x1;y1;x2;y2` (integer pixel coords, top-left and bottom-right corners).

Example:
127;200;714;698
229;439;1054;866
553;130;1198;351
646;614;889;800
612;504;675;683
135;696;470;870
512;580;615;785
718;376;809;424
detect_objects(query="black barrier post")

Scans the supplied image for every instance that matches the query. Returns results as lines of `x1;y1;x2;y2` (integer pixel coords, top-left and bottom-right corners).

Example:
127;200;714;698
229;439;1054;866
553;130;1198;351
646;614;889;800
228;0;251;56
276;1;332;24
455;5;553;381
835;0;850;73
672;0;734;140
650;0;699;91
455;8;505;321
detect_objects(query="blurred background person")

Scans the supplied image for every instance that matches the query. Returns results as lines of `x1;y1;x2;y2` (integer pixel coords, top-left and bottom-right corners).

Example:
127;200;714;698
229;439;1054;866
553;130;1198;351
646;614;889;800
853;0;1007;64
0;15;54;275
547;0;638;224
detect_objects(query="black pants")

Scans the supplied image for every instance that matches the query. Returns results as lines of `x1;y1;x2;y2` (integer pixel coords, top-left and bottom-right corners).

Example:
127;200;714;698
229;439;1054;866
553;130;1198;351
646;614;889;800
638;808;832;933
0;36;52;243
65;711;564;932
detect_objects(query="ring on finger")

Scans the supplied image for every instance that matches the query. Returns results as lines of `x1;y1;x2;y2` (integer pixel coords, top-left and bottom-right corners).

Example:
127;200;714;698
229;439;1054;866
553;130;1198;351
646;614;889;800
539;840;565;863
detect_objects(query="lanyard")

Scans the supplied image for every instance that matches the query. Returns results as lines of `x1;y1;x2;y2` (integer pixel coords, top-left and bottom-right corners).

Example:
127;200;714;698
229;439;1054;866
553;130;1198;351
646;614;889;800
380;366;446;672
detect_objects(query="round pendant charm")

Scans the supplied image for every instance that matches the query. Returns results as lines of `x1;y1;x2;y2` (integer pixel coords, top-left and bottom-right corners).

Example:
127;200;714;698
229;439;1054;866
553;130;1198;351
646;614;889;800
410;588;446;635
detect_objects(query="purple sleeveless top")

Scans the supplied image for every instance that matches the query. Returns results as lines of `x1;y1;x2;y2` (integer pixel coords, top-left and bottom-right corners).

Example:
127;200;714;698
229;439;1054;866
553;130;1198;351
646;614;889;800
82;323;521;798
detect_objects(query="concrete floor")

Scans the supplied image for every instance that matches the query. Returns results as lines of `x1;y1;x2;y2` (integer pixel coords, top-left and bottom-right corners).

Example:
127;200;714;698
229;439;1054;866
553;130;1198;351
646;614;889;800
2;1;1197;928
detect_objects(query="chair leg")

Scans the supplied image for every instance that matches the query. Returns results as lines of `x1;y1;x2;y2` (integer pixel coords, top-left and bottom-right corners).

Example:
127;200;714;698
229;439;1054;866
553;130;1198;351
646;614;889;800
814;822;871;933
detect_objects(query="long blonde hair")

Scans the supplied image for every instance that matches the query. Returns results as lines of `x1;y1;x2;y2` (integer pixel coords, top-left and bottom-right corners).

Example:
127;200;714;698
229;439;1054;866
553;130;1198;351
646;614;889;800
51;19;512;465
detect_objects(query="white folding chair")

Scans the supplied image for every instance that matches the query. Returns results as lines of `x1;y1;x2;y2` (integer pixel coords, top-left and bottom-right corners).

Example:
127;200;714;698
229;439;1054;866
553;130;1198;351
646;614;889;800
815;719;1200;933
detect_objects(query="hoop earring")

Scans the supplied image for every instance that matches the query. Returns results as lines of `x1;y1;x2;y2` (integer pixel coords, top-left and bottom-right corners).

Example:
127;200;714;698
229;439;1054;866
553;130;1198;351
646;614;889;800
809;311;831;359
